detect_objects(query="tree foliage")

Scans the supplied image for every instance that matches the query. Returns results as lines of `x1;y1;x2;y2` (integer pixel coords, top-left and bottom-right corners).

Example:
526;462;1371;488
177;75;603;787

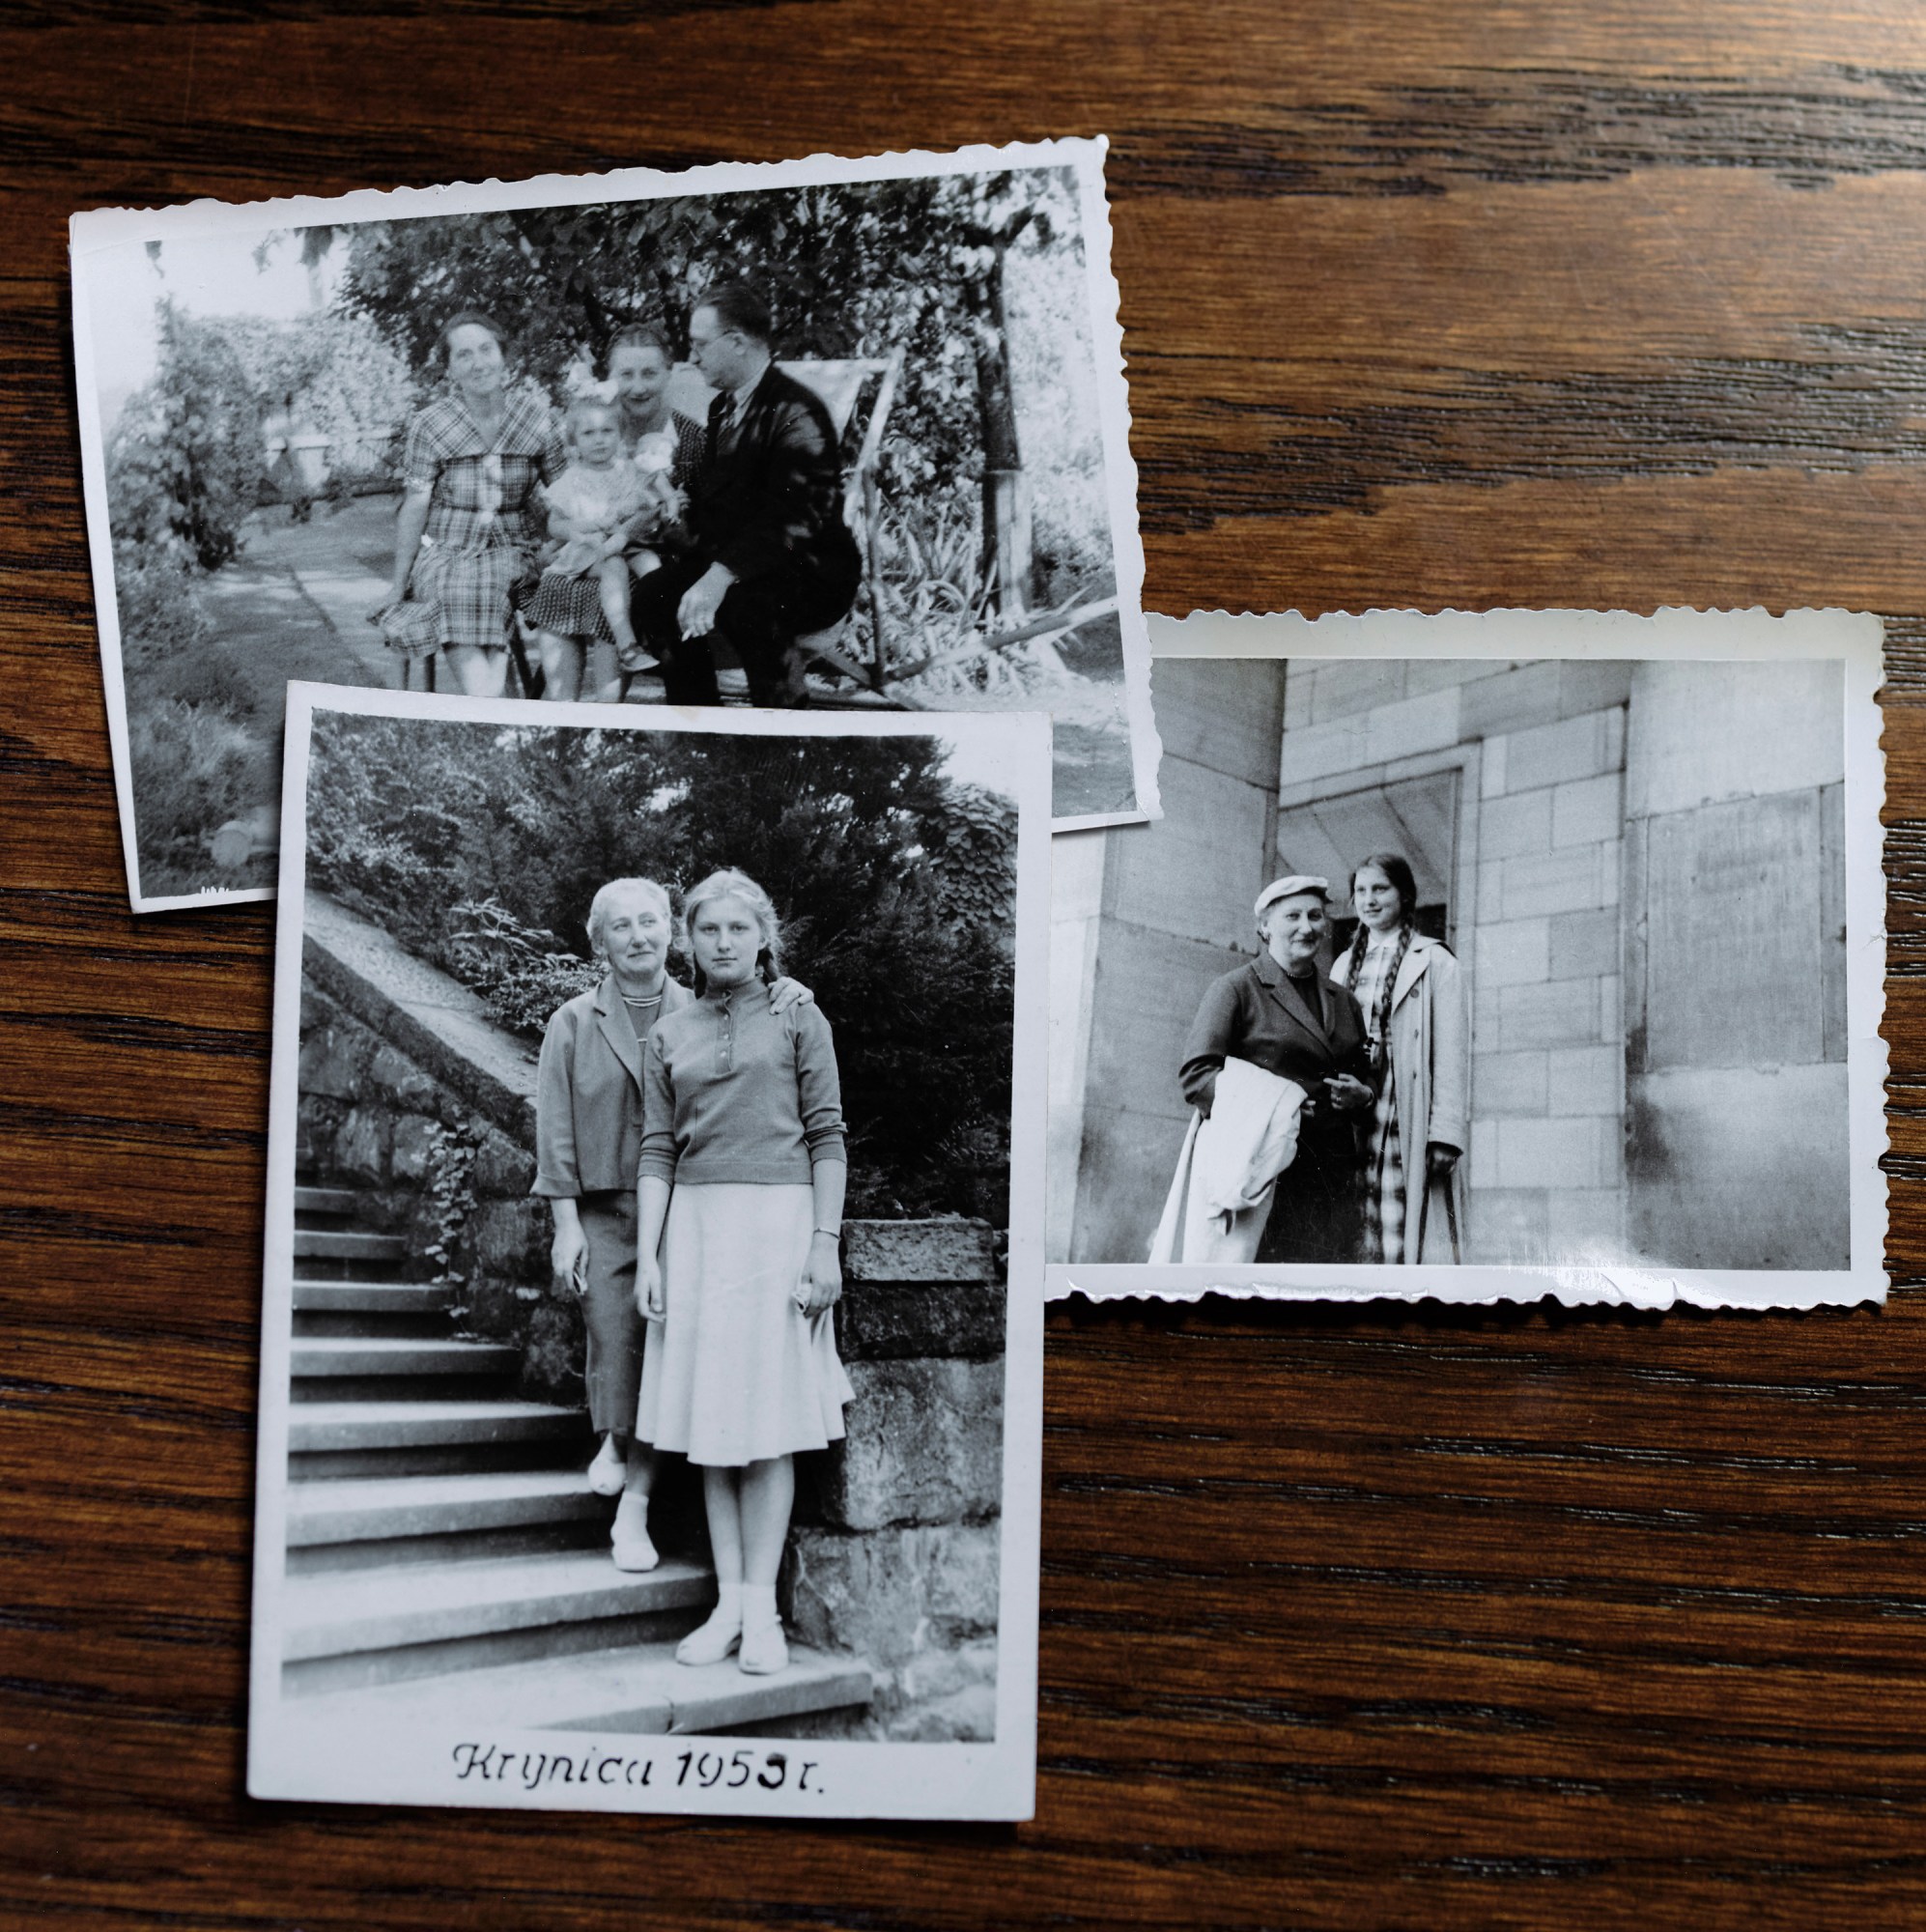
331;167;1100;595
107;300;260;571
304;718;1017;1217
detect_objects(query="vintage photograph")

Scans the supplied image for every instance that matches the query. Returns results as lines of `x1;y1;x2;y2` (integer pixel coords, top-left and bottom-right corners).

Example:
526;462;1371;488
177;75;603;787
247;687;1046;1819
1048;610;1887;1310
71;139;1155;912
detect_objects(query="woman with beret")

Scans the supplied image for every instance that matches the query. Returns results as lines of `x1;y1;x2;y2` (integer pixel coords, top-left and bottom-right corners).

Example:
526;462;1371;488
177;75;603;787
1332;853;1470;1264
636;868;852;1676
384;310;565;696
1178;875;1377;1264
533;877;809;1573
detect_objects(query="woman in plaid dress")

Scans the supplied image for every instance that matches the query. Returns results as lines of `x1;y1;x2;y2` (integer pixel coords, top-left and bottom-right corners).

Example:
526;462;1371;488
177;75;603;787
384;311;565;696
1333;853;1470;1264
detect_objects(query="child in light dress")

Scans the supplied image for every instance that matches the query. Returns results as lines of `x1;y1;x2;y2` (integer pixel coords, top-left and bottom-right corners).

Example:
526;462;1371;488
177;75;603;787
525;395;680;700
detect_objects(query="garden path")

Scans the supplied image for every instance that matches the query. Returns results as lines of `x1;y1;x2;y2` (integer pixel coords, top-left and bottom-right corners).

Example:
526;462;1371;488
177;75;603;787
201;496;400;720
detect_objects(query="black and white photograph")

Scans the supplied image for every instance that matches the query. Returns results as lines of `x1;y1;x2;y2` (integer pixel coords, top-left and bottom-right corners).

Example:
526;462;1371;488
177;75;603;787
1048;609;1887;1310
71;138;1156;912
247;685;1046;1820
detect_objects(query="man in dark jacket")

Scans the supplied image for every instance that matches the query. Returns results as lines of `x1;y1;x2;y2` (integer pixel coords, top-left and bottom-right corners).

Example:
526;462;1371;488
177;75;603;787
630;283;862;706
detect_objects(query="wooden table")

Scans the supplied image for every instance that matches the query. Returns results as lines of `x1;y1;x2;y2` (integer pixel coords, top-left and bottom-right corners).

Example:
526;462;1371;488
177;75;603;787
6;3;1926;1924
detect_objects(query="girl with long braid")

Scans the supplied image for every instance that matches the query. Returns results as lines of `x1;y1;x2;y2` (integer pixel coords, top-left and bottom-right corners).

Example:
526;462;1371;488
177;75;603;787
1333;854;1471;1264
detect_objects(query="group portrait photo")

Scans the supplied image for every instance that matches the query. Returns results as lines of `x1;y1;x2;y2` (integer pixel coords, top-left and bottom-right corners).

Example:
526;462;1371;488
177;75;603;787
247;688;1046;1816
71;141;1150;911
1048;614;1886;1308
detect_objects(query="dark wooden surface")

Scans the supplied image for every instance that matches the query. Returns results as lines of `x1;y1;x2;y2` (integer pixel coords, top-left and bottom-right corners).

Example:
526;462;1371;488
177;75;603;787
7;3;1926;1925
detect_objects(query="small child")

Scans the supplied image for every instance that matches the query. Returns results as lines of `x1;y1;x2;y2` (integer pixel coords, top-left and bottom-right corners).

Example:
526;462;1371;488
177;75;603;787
524;396;678;698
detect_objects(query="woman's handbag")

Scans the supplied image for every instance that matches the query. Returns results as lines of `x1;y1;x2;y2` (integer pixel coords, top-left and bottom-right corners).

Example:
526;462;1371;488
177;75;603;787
370;596;442;658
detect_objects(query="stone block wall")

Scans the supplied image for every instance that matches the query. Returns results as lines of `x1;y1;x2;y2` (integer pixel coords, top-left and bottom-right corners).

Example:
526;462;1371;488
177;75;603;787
298;891;1007;1741
789;1219;1005;1743
1050;655;1290;1262
1279;658;1633;1264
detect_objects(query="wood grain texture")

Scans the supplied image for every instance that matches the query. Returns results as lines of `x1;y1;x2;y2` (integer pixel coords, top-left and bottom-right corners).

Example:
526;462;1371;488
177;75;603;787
6;1;1926;1924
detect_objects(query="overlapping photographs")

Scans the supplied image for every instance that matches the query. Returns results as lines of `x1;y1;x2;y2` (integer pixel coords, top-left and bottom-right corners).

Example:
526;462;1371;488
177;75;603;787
1047;609;1887;1311
71;138;1157;911
249;684;1046;1819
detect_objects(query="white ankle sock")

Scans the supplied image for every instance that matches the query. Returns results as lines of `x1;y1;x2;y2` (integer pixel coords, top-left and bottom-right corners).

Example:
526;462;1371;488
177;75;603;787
703;1581;744;1631
741;1581;779;1631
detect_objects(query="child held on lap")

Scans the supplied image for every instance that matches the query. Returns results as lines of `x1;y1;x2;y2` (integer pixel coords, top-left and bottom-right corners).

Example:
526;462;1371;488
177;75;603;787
526;395;679;692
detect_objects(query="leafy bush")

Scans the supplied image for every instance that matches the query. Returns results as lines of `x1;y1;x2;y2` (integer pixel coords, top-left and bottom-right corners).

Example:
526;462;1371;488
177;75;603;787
127;697;275;895
305;717;1016;1218
444;897;599;1036
107;301;261;572
111;542;257;718
202;308;412;491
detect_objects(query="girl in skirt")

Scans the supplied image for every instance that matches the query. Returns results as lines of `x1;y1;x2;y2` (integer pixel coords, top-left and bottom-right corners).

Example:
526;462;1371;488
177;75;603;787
524;393;679;699
636;869;852;1675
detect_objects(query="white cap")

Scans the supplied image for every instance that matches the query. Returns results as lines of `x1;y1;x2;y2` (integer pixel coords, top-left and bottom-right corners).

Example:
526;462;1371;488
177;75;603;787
1255;875;1330;922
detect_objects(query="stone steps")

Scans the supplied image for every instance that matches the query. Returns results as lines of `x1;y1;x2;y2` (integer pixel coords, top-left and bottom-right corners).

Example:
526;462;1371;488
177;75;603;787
293;1228;411;1264
288;1398;589;1454
295;1185;363;1220
292;1279;455;1314
285;1638;875;1737
290;1337;523;1379
283;1549;713;1668
287;1468;608;1548
281;1176;873;1732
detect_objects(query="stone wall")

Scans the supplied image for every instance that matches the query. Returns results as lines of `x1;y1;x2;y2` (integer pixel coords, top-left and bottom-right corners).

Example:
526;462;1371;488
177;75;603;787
1050;656;1289;1262
1623;660;1849;1267
297;889;1007;1742
1270;658;1634;1264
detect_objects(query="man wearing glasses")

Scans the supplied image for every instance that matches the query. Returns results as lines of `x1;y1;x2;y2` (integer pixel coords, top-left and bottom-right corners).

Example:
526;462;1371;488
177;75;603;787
629;283;862;707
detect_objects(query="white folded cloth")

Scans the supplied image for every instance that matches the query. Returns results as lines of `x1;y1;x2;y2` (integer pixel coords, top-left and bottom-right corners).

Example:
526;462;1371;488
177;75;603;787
1149;1056;1307;1264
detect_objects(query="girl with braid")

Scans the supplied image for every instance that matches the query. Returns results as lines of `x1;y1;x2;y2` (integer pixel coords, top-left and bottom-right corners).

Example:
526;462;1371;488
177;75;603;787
1333;854;1471;1264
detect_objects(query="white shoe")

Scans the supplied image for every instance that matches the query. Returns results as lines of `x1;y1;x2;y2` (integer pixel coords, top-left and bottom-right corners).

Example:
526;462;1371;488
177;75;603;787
587;1435;628;1497
609;1491;659;1572
738;1617;788;1676
675;1604;743;1666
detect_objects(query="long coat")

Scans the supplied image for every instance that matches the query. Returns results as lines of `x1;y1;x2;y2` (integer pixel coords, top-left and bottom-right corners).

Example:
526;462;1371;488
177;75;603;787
1333;933;1470;1264
532;974;694;1199
1179;950;1374;1264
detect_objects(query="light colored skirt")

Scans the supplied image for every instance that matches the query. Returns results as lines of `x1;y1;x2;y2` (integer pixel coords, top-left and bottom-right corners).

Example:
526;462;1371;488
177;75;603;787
637;1181;852;1467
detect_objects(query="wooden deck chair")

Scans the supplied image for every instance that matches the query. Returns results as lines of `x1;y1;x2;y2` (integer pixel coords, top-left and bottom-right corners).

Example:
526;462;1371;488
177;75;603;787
664;353;903;692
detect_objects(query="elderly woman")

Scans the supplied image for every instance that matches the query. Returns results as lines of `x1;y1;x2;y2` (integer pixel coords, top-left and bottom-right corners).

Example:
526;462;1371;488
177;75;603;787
1178;875;1376;1264
533;876;809;1573
384;310;564;696
1332;853;1470;1264
636;868;851;1676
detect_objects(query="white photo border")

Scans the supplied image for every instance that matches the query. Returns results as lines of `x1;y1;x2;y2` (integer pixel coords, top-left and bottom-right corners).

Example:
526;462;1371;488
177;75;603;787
246;682;1048;1820
71;136;1161;913
1046;607;1889;1313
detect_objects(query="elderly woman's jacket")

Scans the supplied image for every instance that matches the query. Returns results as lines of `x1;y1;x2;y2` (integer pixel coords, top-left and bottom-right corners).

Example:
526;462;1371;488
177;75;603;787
533;974;694;1199
1179;951;1374;1264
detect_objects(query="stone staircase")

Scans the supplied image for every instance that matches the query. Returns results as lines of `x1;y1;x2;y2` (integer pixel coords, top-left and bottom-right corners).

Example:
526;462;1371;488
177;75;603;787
280;1182;875;1734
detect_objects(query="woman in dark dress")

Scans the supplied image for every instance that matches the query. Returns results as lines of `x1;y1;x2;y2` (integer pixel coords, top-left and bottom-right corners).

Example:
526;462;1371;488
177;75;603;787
1178;875;1377;1264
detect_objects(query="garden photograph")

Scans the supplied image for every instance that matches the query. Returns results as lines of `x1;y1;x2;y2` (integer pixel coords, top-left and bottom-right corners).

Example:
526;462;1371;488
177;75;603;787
77;152;1144;906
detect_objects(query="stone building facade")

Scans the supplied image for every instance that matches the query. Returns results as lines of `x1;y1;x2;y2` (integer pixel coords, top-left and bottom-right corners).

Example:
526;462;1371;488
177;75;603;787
1051;654;1848;1271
